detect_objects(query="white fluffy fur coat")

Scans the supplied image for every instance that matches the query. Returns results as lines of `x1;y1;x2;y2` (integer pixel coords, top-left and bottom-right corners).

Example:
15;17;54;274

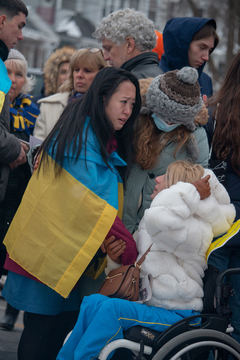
134;169;235;311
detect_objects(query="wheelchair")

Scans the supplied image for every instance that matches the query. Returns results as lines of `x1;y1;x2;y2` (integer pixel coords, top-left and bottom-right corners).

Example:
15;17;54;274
98;267;240;360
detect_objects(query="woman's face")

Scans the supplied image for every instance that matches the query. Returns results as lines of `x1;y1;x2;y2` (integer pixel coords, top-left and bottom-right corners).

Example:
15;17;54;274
104;80;136;131
73;63;99;93
151;174;166;199
7;64;25;102
57;61;70;89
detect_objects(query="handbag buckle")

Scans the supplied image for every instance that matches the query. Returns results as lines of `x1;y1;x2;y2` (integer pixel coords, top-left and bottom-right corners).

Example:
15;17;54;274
134;261;141;270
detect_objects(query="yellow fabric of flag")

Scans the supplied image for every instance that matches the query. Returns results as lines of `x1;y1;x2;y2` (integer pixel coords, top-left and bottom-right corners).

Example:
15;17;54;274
4;156;119;298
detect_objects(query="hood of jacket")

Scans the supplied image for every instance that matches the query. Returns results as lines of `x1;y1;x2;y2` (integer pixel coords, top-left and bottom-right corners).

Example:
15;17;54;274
159;17;216;78
43;46;76;97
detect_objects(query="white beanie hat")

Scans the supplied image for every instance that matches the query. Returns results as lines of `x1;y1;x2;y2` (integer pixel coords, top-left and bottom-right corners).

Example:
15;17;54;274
7;49;28;67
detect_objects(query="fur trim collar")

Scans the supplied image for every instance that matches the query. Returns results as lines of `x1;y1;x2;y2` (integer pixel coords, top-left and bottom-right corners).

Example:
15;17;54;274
43;47;76;97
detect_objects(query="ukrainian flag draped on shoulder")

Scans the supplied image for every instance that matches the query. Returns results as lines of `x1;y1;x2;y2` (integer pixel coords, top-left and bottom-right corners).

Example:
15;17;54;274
4;117;125;298
0;58;11;113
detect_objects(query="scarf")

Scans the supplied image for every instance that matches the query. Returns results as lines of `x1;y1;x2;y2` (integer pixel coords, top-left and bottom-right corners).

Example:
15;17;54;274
68;91;84;103
9;93;40;135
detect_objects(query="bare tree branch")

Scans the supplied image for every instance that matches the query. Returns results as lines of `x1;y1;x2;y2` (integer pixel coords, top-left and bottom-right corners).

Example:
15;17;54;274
185;0;202;17
226;0;236;65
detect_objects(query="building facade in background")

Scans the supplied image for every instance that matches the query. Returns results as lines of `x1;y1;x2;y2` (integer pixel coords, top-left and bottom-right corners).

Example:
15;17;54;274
19;0;166;70
16;0;229;89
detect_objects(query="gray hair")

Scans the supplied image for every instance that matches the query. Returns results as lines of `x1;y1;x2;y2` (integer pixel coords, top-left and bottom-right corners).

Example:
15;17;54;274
5;58;36;94
93;8;156;52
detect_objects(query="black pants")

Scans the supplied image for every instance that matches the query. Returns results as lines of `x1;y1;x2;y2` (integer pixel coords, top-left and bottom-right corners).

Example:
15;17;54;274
0;247;7;277
18;310;79;360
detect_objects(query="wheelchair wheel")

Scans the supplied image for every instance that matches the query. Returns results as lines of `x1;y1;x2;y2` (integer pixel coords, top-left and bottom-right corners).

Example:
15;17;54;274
152;329;240;360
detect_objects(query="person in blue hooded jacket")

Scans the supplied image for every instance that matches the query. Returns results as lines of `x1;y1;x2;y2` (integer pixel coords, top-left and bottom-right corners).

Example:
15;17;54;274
159;17;219;105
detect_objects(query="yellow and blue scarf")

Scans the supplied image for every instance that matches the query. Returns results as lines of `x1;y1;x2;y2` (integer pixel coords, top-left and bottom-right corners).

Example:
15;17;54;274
9;94;40;134
4;118;125;298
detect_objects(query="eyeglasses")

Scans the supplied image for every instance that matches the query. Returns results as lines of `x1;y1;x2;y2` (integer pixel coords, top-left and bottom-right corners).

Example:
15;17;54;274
88;48;104;57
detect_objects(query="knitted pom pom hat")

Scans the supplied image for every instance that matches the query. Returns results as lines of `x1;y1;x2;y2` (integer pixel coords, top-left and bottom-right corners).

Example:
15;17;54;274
142;66;203;132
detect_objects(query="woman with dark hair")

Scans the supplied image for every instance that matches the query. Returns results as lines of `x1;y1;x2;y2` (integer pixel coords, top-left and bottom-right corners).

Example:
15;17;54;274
207;51;240;344
2;67;141;360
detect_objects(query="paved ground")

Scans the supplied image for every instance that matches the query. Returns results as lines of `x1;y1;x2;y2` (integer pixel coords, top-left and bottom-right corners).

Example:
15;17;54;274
0;293;24;360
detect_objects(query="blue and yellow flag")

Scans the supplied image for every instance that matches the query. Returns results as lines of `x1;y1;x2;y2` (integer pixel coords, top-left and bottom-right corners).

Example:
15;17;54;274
4;119;125;298
0;58;11;113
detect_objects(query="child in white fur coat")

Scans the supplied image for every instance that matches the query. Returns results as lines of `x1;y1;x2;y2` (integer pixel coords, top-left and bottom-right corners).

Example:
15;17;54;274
106;161;235;312
135;161;235;312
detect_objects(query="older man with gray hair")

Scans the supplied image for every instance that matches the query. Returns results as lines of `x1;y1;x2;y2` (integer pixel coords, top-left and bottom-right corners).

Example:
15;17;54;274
93;8;162;79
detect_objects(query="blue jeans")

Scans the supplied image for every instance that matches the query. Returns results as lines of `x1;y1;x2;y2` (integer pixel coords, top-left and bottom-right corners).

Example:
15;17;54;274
57;294;198;360
208;246;240;344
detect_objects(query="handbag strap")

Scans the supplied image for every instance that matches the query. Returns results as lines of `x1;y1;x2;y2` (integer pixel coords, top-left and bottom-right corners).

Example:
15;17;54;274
136;244;153;267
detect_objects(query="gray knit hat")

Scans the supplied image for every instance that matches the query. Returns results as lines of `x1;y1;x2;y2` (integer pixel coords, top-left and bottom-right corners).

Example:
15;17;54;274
7;49;28;67
142;67;203;132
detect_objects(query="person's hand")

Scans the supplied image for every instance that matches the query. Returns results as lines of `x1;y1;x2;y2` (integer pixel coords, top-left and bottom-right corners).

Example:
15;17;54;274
9;144;27;169
101;235;126;264
193;175;211;200
33;154;40;173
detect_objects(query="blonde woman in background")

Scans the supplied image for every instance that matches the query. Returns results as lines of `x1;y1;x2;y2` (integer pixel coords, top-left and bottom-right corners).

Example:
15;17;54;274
34;48;108;141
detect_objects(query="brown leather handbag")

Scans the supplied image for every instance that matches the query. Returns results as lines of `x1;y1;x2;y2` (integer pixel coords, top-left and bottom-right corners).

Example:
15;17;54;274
98;245;152;301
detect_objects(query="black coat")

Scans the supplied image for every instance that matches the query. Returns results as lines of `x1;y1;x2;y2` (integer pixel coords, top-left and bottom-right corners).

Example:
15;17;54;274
121;52;162;79
0;105;32;247
0;39;21;203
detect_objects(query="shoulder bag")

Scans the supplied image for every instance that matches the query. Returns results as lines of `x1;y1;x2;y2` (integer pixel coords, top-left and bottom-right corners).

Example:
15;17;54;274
98;245;152;301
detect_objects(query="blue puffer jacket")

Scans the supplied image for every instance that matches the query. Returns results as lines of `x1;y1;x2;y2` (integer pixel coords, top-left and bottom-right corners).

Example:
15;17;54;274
159;17;217;100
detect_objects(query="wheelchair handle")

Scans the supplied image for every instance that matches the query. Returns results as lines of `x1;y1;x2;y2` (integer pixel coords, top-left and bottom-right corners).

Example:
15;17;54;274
216;268;240;286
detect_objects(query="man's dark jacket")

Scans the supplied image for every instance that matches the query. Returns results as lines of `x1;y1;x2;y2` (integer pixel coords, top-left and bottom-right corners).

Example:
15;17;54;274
0;39;21;203
121;52;162;79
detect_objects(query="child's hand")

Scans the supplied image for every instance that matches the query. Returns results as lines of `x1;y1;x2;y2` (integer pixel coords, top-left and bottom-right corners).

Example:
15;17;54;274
102;236;126;264
193;175;211;200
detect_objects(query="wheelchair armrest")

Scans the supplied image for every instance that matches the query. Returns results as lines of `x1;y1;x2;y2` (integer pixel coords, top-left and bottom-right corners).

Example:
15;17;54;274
124;325;160;347
123;313;229;353
154;314;228;349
